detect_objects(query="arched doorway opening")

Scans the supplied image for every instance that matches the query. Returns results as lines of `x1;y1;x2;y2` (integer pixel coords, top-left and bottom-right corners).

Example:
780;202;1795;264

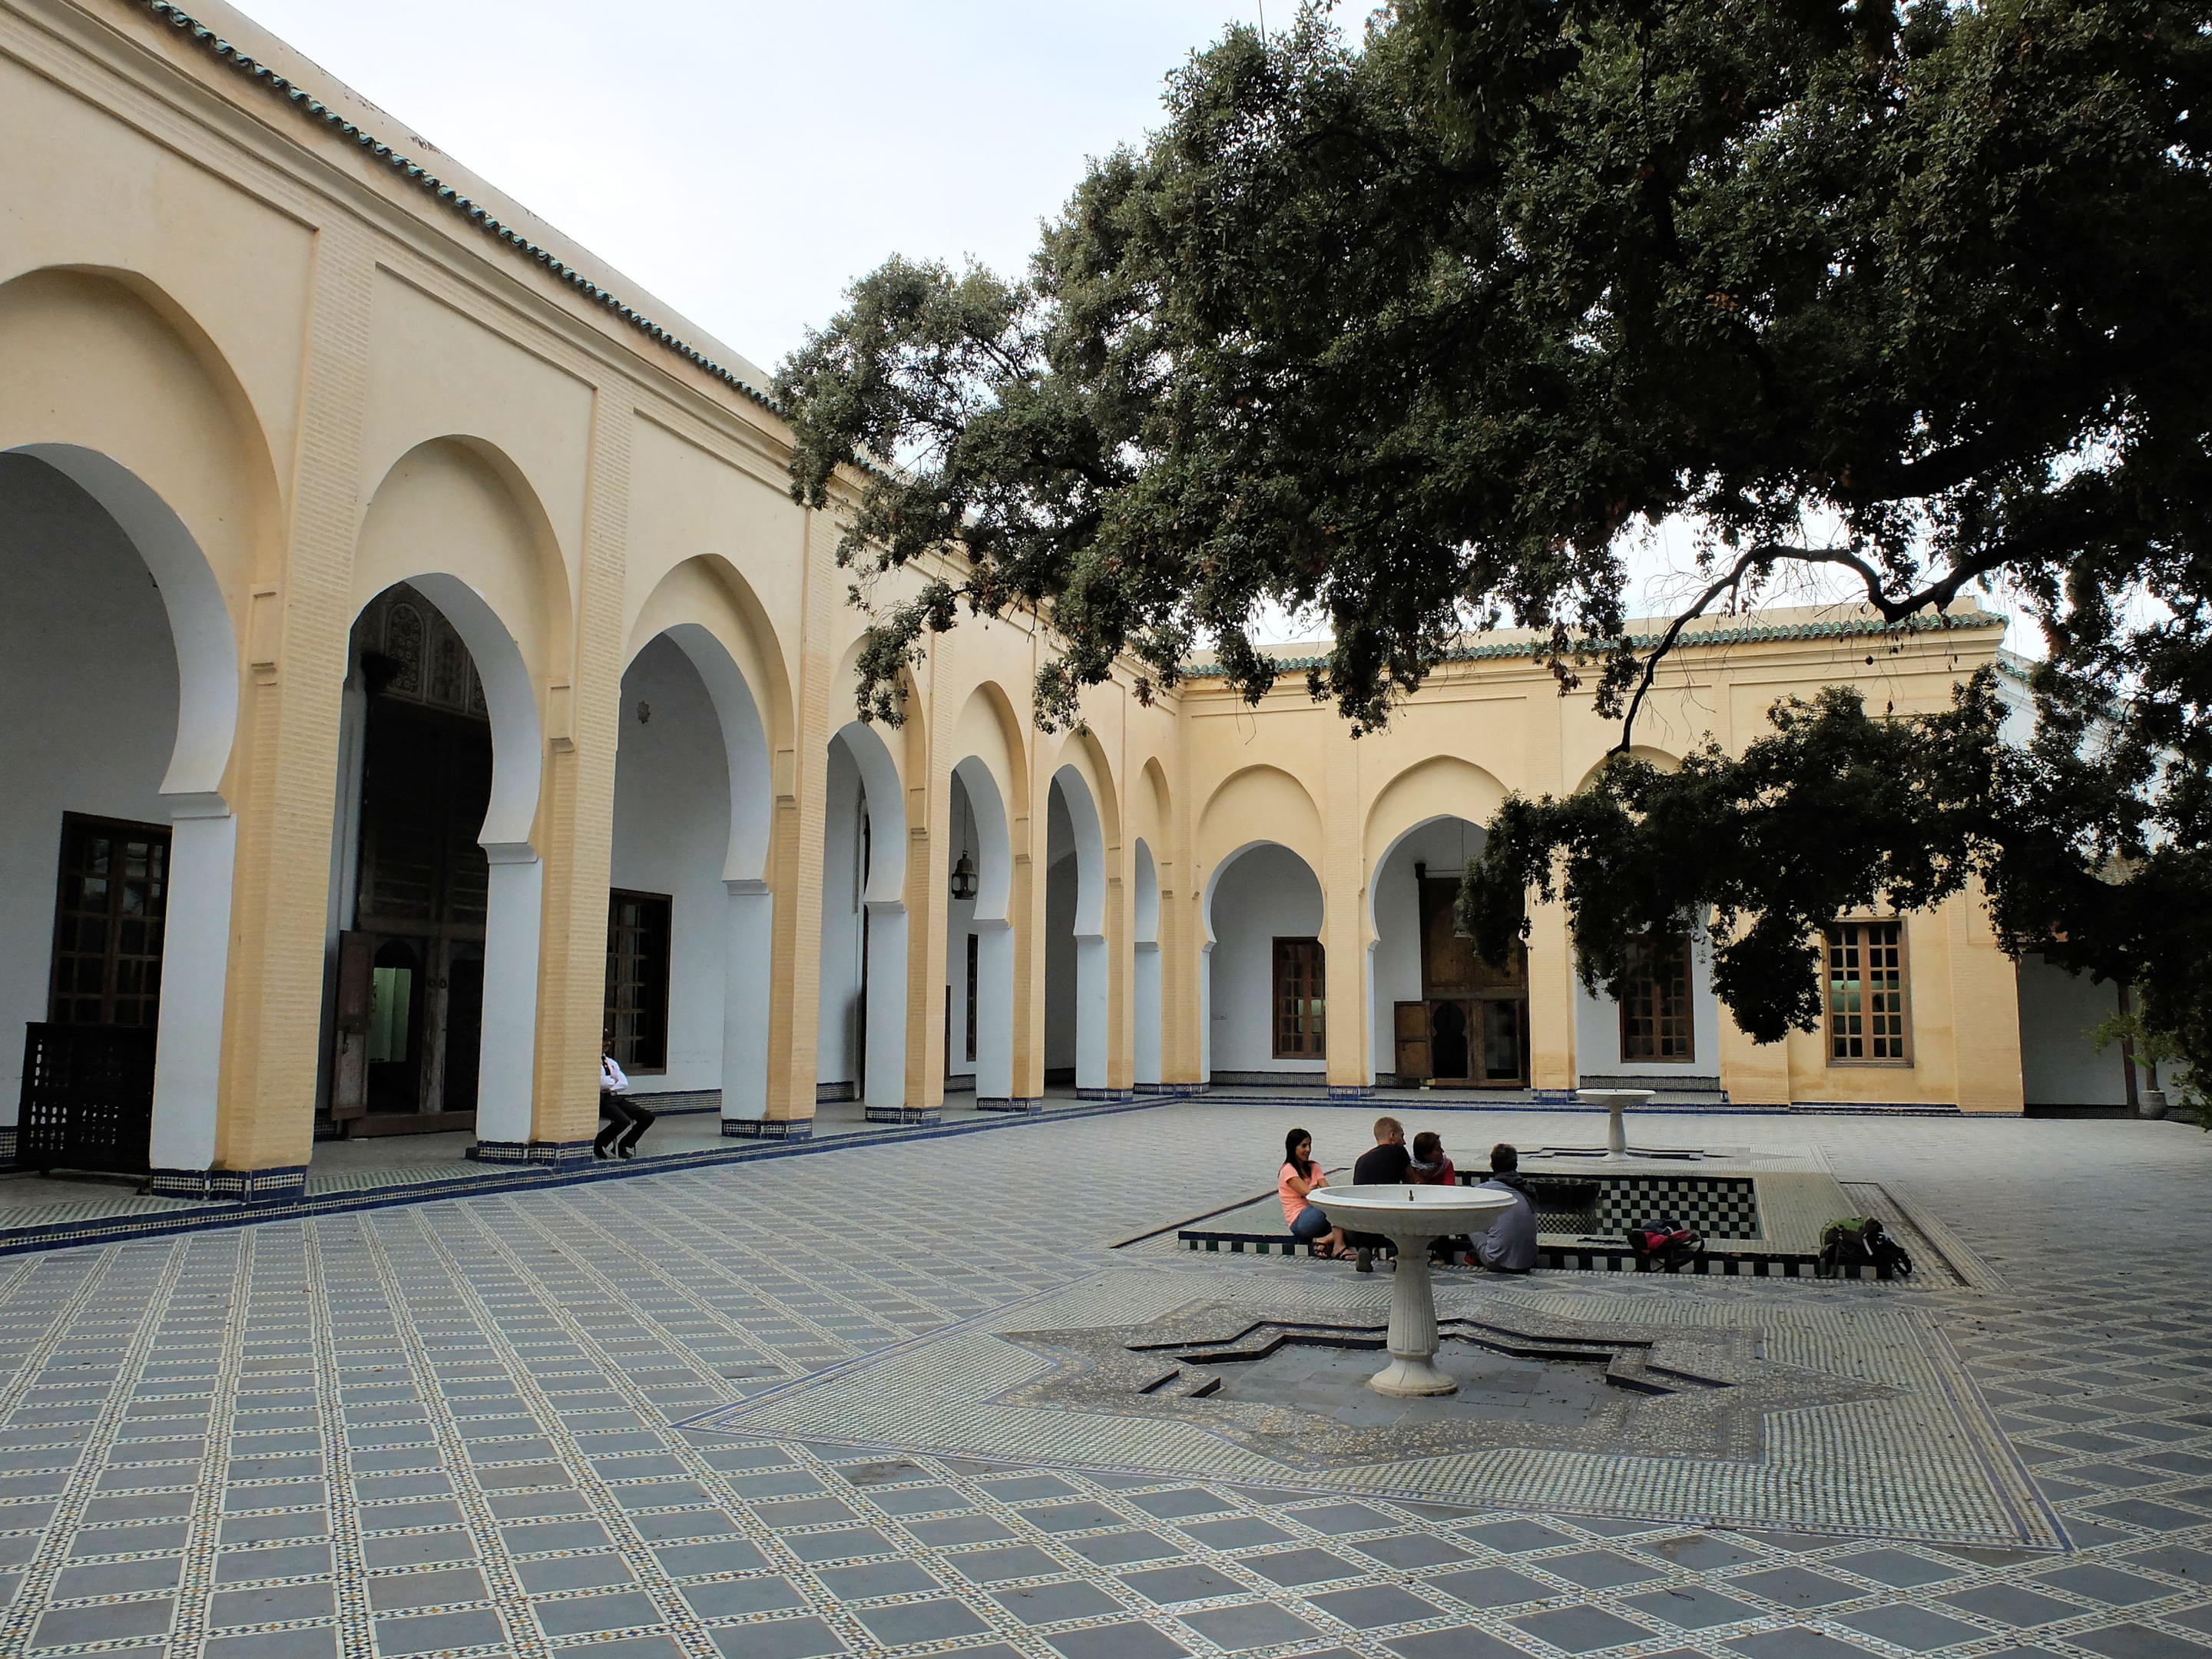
610;627;774;1122
1044;767;1107;1094
1369;816;1528;1088
947;758;1015;1106
1134;839;1162;1088
819;722;908;1115
0;447;240;1176
322;581;524;1137
1204;843;1326;1084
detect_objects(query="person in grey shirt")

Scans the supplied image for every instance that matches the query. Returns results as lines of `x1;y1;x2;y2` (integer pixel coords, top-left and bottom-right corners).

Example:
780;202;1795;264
1472;1143;1539;1273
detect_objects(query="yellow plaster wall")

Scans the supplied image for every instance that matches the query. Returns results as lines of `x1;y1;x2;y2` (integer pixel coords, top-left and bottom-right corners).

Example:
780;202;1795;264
0;0;2032;1177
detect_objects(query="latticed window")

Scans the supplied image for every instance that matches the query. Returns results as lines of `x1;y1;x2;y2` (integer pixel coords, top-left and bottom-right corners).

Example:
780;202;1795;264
605;889;673;1070
1621;932;1694;1061
1826;919;1911;1064
48;815;170;1028
1273;937;1326;1059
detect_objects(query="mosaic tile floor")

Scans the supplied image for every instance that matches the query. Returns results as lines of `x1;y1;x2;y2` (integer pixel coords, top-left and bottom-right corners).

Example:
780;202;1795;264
0;1102;2204;1659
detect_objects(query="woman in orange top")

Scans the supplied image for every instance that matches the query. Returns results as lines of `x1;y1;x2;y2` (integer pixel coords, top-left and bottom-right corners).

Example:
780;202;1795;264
1279;1128;1351;1260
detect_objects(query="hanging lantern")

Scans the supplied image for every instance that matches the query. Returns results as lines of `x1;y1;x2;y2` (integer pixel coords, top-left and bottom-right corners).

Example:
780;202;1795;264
949;850;979;902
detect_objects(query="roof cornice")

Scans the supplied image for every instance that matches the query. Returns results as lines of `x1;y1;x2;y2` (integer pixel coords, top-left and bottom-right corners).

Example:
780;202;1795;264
1182;606;2008;679
132;0;786;419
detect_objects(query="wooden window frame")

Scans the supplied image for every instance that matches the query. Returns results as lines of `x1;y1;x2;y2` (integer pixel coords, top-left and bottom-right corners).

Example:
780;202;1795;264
1272;936;1326;1060
605;889;674;1073
47;813;172;1030
1619;932;1695;1063
1825;917;1912;1067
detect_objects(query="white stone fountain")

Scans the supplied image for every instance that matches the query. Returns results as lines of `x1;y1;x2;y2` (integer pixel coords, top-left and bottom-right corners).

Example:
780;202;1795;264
1308;1184;1518;1397
1578;1088;1655;1158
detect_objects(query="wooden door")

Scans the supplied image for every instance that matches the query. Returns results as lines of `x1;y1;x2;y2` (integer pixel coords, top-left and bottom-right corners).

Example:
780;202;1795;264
330;930;373;1120
1393;1001;1432;1081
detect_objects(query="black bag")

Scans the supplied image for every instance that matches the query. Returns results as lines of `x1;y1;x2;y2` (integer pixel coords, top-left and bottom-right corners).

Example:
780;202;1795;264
1817;1216;1914;1280
1626;1217;1704;1271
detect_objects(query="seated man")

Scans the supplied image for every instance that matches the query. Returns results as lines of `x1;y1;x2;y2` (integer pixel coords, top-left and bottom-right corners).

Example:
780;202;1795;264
1472;1143;1538;1273
1348;1116;1412;1273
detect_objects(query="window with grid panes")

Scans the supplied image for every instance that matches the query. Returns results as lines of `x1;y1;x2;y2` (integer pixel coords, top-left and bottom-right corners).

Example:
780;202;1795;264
604;889;672;1070
47;815;170;1028
1620;932;1694;1061
1826;919;1911;1064
1273;937;1326;1058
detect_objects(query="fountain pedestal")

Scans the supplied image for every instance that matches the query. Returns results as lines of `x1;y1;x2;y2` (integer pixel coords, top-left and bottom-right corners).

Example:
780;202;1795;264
1310;1185;1517;1396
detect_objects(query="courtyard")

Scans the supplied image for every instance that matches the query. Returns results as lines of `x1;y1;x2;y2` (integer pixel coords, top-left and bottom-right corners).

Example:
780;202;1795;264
0;1099;2205;1659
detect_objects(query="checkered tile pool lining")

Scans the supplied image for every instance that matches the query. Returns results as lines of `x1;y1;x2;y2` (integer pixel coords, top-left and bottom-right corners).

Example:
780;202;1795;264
1591;1174;1763;1240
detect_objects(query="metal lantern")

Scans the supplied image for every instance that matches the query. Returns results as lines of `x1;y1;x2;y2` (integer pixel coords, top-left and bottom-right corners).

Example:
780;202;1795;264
949;850;979;902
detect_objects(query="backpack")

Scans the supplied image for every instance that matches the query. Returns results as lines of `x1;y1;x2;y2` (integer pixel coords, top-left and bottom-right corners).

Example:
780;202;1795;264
1626;1218;1704;1271
1816;1216;1915;1281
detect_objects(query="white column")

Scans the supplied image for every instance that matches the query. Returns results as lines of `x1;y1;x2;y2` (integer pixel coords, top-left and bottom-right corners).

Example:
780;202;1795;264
1199;941;1215;1081
722;879;773;1122
975;918;1014;1101
147;797;237;1172
475;848;542;1145
1134;941;1162;1087
1075;932;1108;1091
863;899;909;1108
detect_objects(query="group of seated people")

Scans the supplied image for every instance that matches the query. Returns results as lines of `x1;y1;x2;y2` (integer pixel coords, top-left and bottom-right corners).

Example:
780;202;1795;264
1277;1116;1540;1273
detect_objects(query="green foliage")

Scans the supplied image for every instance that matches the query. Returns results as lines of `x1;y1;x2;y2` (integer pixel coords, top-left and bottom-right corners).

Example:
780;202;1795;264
777;0;2209;737
776;0;2212;1083
2091;1012;2207;1127
1461;674;2011;1041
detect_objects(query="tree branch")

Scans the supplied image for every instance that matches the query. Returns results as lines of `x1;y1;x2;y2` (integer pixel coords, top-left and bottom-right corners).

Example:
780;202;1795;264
1615;541;2018;751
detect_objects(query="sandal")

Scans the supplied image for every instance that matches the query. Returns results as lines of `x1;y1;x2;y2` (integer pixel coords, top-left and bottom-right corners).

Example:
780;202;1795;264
1311;1243;1352;1261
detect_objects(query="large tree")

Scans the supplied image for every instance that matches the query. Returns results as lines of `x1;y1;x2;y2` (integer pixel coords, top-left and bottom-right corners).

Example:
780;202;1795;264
774;0;2212;1103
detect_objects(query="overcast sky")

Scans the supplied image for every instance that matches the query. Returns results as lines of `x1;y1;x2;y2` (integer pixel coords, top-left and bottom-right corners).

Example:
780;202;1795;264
233;0;2018;654
237;0;1263;376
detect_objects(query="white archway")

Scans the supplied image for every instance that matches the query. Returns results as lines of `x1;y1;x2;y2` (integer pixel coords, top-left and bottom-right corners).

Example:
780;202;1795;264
404;573;544;1147
1203;839;1326;1082
324;573;546;1149
613;624;777;1122
1134;838;1162;1088
1;445;240;1175
951;757;1016;1105
1367;813;1492;1087
820;720;909;1111
1045;765;1109;1094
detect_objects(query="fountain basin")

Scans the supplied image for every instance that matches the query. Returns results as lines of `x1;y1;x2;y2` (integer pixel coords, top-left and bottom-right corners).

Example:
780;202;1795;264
1578;1088;1655;1157
1310;1184;1518;1397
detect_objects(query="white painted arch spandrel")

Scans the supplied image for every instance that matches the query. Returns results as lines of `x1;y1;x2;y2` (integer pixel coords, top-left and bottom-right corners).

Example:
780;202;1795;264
1198;764;1325;901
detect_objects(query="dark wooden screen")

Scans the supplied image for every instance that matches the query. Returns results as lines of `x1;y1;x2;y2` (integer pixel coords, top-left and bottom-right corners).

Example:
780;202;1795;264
1620;932;1695;1061
48;814;171;1028
1273;937;1326;1059
965;932;979;1062
355;701;492;932
606;890;673;1070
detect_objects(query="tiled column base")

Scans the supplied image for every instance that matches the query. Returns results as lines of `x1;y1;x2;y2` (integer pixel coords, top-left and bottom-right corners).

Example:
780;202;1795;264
148;1165;308;1202
1133;1083;1184;1095
1075;1088;1134;1103
722;1117;814;1141
975;1098;1044;1114
466;1140;594;1164
1327;1085;1374;1102
864;1105;942;1126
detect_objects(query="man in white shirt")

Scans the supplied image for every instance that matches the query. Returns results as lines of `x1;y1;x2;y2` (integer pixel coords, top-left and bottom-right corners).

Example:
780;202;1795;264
594;1036;655;1158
